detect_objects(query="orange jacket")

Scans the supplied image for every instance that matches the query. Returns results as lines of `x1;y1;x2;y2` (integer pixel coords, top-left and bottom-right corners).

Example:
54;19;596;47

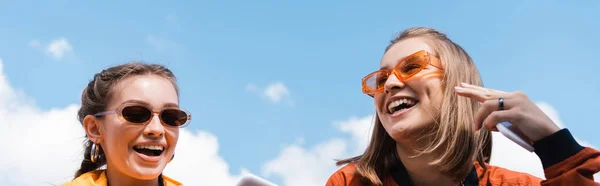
326;129;600;186
61;170;183;186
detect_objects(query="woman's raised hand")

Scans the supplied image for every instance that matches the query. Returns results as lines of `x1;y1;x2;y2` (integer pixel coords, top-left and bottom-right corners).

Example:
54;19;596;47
455;83;561;143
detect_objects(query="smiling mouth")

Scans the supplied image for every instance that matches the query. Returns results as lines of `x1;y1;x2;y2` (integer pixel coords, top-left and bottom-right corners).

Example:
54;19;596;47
133;145;164;157
387;98;419;114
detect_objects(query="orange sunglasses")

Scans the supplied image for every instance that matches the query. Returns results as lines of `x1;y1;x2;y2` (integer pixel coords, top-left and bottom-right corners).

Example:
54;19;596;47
361;50;443;96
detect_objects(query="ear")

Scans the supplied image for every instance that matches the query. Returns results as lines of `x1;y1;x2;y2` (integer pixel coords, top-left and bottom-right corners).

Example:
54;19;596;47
83;115;104;143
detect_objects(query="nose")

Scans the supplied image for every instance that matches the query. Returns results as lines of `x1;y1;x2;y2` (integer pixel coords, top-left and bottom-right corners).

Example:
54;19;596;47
144;114;165;137
384;74;406;94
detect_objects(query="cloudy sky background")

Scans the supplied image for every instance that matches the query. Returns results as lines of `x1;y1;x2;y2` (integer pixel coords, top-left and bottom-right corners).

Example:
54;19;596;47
1;1;599;185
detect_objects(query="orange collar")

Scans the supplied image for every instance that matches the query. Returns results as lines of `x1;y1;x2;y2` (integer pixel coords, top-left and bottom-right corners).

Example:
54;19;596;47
61;170;183;186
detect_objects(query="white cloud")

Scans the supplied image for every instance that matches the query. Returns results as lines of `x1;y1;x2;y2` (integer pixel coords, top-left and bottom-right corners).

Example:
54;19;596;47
0;59;246;185
246;82;292;105
0;58;83;185
28;38;75;61
489;132;543;177
162;129;242;185
264;82;290;103
262;102;598;185
262;139;348;186
46;38;74;60
335;115;374;154
261;117;362;186
236;172;279;186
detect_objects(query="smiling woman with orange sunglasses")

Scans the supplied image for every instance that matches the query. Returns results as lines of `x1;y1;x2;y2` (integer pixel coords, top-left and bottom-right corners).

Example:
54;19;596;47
326;27;600;186
62;62;190;186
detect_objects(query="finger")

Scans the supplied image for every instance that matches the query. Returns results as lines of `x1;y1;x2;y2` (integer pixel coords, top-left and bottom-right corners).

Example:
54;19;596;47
482;110;534;144
455;86;509;104
459;82;489;92
481;110;517;131
455;86;508;107
473;99;496;130
474;98;515;130
455;86;489;103
459;83;509;95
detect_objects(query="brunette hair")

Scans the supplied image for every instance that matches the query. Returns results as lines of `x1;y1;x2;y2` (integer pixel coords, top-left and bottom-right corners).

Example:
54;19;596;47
74;62;178;178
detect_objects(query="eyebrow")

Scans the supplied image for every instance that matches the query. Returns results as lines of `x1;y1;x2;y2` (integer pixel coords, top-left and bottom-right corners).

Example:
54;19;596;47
379;64;392;71
121;100;179;108
379;58;400;70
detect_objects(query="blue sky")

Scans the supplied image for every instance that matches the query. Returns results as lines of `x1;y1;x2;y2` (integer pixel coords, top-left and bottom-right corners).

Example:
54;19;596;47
1;1;599;185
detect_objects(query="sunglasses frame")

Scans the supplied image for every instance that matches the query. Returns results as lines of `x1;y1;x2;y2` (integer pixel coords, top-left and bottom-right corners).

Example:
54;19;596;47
93;103;192;128
361;50;443;96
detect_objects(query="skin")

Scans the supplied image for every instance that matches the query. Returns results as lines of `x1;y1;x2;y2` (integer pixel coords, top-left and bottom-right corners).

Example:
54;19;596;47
375;37;444;144
376;37;456;186
83;75;180;186
375;37;561;185
455;83;561;142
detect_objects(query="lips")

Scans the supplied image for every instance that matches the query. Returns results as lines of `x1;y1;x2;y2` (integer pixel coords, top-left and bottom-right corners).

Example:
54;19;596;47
386;96;419;114
133;145;164;157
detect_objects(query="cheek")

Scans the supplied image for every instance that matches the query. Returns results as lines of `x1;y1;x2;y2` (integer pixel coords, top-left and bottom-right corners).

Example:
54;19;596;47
166;128;180;146
418;80;445;115
373;95;386;113
102;119;124;140
428;80;444;103
103;118;140;144
413;78;443;99
100;122;132;156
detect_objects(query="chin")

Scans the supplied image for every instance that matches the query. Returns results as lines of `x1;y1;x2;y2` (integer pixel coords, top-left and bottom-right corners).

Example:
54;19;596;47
381;108;433;142
127;164;167;180
386;122;423;142
125;152;170;180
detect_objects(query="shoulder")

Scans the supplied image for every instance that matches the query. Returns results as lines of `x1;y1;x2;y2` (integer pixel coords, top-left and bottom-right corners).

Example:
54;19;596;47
162;174;184;186
326;163;363;186
474;162;543;185
61;170;107;186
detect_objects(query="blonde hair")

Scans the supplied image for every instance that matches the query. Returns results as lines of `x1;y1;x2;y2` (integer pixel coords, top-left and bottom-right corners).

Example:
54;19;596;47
336;27;492;185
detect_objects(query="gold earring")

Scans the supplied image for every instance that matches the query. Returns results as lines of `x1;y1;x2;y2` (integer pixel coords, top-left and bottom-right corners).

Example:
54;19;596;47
90;141;100;163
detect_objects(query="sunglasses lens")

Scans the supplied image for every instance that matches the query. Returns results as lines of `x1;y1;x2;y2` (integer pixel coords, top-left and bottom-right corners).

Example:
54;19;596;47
122;106;152;123
161;109;189;127
365;72;387;91
398;55;426;77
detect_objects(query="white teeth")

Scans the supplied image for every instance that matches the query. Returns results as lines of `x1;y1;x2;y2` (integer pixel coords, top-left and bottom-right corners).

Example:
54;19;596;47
135;145;164;151
387;98;416;113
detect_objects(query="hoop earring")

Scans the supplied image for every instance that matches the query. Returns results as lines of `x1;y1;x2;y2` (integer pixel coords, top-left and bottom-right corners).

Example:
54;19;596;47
169;154;175;162
90;142;100;163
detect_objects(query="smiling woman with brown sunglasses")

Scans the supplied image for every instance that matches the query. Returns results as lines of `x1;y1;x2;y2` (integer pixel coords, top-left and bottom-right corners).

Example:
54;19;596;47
62;62;190;186
326;27;600;186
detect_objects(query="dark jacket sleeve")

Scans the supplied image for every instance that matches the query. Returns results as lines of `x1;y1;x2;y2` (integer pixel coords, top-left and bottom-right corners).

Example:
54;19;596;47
534;129;600;185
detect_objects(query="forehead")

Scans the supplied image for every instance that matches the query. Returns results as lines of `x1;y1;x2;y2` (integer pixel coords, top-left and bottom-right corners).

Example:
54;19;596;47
380;37;435;69
108;75;179;108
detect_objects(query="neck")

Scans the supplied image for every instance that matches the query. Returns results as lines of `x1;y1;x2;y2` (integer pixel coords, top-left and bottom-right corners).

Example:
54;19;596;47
395;141;461;186
105;166;160;186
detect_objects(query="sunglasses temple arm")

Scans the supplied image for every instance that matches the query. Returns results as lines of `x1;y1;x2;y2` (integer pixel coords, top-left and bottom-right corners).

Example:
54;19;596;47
93;110;117;117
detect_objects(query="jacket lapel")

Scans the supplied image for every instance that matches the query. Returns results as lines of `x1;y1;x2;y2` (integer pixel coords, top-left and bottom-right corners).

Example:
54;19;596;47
389;161;479;186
